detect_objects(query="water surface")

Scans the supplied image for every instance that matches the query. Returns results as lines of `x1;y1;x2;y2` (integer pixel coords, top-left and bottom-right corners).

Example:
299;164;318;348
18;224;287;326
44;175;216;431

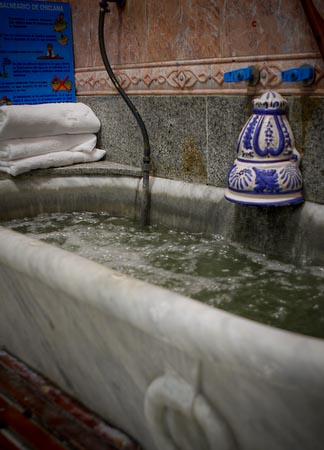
3;212;324;338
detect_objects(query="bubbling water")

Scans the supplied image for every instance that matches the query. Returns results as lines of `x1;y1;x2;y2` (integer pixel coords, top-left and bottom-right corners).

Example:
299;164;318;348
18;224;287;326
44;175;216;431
3;211;324;338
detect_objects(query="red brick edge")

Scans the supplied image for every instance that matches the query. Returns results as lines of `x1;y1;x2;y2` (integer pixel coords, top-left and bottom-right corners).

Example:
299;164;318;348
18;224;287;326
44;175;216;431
0;351;140;450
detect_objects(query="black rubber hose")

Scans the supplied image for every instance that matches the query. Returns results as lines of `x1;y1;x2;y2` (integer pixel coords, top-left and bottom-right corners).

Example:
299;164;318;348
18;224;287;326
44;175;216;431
98;2;151;226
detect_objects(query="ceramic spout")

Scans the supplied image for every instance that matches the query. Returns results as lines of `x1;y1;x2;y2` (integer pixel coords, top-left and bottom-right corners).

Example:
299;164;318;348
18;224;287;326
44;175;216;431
225;90;304;206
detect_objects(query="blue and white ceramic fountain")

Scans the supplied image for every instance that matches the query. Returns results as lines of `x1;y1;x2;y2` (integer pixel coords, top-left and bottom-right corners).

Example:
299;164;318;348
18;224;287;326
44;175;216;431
225;90;304;206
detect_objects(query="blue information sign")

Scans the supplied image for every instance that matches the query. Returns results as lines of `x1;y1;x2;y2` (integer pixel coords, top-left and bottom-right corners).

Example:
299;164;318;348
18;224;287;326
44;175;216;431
0;0;75;105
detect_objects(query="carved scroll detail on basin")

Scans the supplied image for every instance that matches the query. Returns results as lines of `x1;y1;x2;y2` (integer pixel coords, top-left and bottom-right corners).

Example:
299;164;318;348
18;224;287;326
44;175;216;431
144;373;236;450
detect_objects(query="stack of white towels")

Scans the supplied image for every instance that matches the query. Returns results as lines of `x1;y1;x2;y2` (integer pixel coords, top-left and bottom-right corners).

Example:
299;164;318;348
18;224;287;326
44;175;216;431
0;103;106;176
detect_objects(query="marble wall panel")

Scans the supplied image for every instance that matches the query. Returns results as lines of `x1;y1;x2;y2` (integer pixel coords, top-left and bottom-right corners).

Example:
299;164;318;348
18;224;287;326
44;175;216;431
83;95;208;183
67;0;324;96
288;96;324;204
69;0;323;68
145;0;221;62
220;0;319;58
206;96;251;187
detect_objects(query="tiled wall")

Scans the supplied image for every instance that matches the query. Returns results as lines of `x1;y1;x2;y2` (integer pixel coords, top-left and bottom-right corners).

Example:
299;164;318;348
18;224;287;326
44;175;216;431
72;0;324;204
73;0;320;65
71;0;324;96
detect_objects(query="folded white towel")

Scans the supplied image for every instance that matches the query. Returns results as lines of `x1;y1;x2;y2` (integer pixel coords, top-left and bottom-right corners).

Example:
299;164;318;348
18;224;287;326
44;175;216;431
0;148;106;176
0;134;97;161
0;103;101;141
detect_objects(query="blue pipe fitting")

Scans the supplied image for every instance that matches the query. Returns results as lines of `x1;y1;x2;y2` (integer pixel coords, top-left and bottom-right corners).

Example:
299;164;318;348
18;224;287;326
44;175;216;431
281;66;315;86
224;66;260;86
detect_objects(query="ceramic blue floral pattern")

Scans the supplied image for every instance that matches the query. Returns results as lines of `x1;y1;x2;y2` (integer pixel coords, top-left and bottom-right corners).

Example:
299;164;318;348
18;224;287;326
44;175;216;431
279;164;303;191
227;164;253;190
252;115;285;157
253;167;280;193
225;90;304;206
242;115;258;151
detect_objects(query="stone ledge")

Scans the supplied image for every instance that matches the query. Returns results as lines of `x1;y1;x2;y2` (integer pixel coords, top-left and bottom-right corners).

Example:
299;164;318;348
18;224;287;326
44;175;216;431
0;159;142;180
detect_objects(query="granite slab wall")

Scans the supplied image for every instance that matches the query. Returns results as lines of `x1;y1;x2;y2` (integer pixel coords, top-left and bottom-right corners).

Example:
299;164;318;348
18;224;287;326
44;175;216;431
80;94;324;205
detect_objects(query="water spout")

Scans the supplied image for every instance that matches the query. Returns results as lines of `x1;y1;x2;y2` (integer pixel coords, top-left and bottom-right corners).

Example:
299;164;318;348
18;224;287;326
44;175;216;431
225;91;304;206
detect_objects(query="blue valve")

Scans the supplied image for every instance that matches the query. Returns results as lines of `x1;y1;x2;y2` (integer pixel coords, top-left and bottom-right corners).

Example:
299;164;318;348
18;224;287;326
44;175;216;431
224;66;259;85
281;66;315;86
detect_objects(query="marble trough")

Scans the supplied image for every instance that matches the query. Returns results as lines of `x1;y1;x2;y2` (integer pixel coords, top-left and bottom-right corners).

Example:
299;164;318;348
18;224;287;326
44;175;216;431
0;167;324;450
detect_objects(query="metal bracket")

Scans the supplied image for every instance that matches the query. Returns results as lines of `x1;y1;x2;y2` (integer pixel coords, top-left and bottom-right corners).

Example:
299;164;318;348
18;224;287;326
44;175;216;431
111;0;126;7
99;0;126;12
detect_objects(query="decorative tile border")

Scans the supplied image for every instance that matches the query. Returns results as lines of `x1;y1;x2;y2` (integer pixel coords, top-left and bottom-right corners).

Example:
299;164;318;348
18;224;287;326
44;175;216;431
75;53;324;96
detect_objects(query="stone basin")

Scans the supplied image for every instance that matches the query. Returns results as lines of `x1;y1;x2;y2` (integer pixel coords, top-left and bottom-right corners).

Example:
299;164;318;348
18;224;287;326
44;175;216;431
0;166;323;450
